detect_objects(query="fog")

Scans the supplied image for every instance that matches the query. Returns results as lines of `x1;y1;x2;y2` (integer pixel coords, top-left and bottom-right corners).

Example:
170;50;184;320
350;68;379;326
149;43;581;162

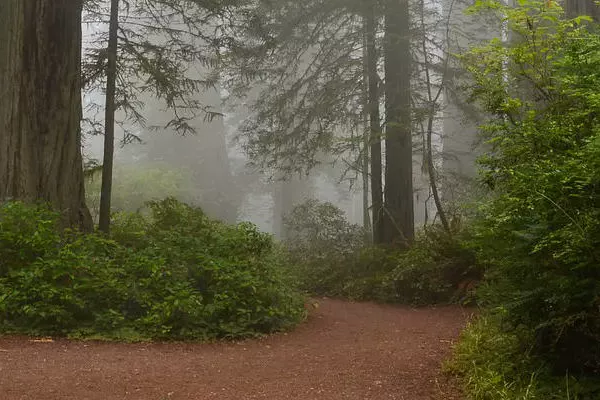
80;0;502;237
82;59;364;237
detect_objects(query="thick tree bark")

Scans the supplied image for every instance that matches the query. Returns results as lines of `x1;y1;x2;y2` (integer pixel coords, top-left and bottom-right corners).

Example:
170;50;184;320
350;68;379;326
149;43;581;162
565;0;599;21
364;3;385;245
98;0;120;234
0;0;93;230
383;0;414;245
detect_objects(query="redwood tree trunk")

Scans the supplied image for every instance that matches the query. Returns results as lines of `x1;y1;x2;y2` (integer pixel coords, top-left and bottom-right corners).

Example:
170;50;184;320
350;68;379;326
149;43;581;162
0;0;93;230
565;0;599;21
383;0;414;245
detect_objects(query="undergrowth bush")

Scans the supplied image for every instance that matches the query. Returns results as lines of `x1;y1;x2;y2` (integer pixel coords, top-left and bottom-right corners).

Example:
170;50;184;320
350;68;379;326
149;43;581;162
460;1;600;376
0;199;305;340
447;315;600;400
446;3;600;399
283;199;479;304
379;227;480;304
283;199;368;296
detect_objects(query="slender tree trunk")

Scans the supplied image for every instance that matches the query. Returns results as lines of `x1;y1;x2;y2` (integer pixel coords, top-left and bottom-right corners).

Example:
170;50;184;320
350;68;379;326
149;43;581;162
98;0;120;234
361;14;372;237
426;115;450;234
361;125;371;235
272;181;285;239
383;0;414;245
419;0;451;234
364;3;384;245
0;0;92;230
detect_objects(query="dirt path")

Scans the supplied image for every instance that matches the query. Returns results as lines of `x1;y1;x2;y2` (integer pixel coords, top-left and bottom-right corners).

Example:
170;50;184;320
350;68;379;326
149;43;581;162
0;299;468;400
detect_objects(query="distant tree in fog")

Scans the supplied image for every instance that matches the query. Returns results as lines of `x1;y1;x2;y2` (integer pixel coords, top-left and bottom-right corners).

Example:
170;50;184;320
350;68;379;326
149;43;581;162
83;0;244;231
220;0;457;245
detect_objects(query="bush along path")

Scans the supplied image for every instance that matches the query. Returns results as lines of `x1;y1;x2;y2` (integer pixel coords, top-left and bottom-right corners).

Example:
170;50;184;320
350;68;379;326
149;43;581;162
0;298;468;400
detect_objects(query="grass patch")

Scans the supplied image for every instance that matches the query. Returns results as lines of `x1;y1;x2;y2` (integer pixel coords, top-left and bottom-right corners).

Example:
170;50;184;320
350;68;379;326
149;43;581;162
446;315;600;400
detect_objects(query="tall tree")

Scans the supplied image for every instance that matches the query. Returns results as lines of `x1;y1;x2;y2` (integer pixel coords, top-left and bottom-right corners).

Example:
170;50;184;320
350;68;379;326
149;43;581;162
360;25;371;235
0;0;93;230
83;0;238;229
363;1;384;243
383;0;414;244
98;0;119;234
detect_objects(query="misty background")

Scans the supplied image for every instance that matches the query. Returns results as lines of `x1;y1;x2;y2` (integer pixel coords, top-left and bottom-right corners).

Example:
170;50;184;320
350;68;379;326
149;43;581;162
80;0;499;238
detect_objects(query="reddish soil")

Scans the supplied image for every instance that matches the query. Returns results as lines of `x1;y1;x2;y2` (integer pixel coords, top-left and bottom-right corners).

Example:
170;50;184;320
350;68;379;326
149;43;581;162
0;299;469;400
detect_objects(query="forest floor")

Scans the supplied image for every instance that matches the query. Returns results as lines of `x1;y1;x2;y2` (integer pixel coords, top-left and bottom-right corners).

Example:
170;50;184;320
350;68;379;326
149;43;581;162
0;298;470;400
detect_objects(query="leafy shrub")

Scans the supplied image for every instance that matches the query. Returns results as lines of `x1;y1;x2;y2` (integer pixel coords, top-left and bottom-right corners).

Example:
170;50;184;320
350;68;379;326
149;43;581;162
0;202;62;274
283;199;479;304
380;226;480;305
283;199;369;296
133;198;305;337
0;199;305;340
461;1;600;374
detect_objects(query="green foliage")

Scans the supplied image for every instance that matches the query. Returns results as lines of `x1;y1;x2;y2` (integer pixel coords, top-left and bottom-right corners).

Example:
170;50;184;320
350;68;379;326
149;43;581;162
283;199;478;304
0;202;62;275
0;199;304;340
448;315;600;400
460;0;600;378
380;226;480;305
283;199;368;295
